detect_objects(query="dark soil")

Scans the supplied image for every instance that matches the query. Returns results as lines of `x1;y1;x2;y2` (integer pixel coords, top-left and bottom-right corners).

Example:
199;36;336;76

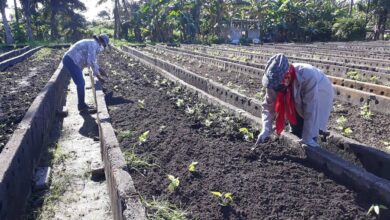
143;47;261;98
328;101;390;150
100;49;388;219
142;47;390;152
0;48;64;152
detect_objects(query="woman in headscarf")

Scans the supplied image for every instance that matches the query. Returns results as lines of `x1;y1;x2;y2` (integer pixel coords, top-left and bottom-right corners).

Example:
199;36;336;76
62;34;110;113
256;53;334;147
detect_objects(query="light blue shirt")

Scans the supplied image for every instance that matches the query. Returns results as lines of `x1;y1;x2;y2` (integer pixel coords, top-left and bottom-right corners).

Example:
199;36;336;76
64;39;103;75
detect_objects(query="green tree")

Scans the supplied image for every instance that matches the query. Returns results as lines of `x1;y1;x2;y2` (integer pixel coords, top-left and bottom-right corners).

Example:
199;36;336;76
0;0;14;44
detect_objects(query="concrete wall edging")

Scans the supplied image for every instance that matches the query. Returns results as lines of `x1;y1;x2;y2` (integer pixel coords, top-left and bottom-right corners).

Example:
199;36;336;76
0;63;69;220
119;45;390;207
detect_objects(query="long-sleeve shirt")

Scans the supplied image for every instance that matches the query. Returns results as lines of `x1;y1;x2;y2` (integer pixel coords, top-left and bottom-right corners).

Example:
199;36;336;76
261;63;334;143
64;39;103;76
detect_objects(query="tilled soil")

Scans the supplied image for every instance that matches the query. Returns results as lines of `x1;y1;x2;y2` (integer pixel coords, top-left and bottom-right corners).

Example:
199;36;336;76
142;47;390;151
0;48;64;152
100;49;385;219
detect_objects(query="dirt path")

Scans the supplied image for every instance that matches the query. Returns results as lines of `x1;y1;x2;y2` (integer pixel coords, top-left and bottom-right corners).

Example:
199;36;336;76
33;72;112;219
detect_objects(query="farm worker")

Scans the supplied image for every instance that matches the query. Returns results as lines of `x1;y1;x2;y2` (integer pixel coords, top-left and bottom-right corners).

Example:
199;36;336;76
256;53;334;147
62;34;110;113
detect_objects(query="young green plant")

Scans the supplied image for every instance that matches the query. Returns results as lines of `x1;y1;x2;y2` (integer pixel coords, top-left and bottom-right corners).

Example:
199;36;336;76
336;116;353;136
188;162;199;173
138;130;150;145
211;191;233;206
239;128;254;142
138;99;145;109
176;99;184;108
360;103;373;120
167;175;180;192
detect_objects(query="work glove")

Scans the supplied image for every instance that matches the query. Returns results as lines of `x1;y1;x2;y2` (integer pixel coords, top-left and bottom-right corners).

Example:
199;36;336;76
301;138;320;148
255;129;270;145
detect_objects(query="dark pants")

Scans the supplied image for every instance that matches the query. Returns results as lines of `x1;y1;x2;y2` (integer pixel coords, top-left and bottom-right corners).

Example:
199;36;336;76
290;113;319;142
63;55;86;110
290;113;304;139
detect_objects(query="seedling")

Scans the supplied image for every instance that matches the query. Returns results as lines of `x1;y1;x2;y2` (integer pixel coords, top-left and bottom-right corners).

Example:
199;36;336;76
360;103;373;120
176;99;184;108
239;127;254;142
172;86;182;94
367;204;388;216
255;91;264;100
160;79;168;86
138;130;150;145
211;191;233;206
346;71;360;80
188;162;199;173
167;175;180;192
158;125;166;133
185;106;195;115
138;99;145;109
369;75;380;84
336;116;353;136
204;119;212;127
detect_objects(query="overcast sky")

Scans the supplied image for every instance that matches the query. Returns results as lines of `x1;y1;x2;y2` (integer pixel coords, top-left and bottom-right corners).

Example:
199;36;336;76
5;0;113;21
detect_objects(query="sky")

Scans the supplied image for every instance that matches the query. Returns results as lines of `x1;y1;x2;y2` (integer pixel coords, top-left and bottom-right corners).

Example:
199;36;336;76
5;0;113;21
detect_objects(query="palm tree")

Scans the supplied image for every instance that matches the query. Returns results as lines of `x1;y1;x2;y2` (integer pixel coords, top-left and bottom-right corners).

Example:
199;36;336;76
0;0;14;44
20;0;34;41
44;0;86;40
98;0;122;39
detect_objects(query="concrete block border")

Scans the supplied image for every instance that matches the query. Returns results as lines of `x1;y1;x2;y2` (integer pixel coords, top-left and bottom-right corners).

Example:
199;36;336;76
91;76;146;220
119;45;390;207
0;46;42;71
0;46;31;63
0;63;69;220
156;45;390;115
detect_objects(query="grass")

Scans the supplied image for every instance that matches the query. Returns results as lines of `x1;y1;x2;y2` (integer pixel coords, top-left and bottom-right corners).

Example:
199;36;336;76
117;129;132;142
123;150;157;171
142;197;188;220
32;48;52;62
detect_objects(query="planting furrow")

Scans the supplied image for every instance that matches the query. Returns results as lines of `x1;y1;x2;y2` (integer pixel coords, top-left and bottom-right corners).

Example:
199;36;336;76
183;45;390;83
250;44;390;66
133;45;390;178
251;44;390;60
0;46;31;63
99;48;386;219
0;48;65;152
166;46;390;99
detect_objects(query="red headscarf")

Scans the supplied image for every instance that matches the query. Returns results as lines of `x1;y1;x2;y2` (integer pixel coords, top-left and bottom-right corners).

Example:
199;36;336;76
275;64;297;135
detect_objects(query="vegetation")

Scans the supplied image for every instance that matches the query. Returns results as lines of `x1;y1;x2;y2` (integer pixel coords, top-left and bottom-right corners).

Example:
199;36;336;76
167;174;180;192
336;116;353;136
0;0;389;45
188;161;199;173
210;191;234;206
142;197;188;220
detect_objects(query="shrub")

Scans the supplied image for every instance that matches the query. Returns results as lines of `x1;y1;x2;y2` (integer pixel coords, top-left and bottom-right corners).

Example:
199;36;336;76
332;17;366;41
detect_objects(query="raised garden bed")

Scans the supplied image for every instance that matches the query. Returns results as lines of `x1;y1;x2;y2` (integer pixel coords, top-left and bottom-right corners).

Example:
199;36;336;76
99;49;389;219
0;48;65;152
141;46;390;152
